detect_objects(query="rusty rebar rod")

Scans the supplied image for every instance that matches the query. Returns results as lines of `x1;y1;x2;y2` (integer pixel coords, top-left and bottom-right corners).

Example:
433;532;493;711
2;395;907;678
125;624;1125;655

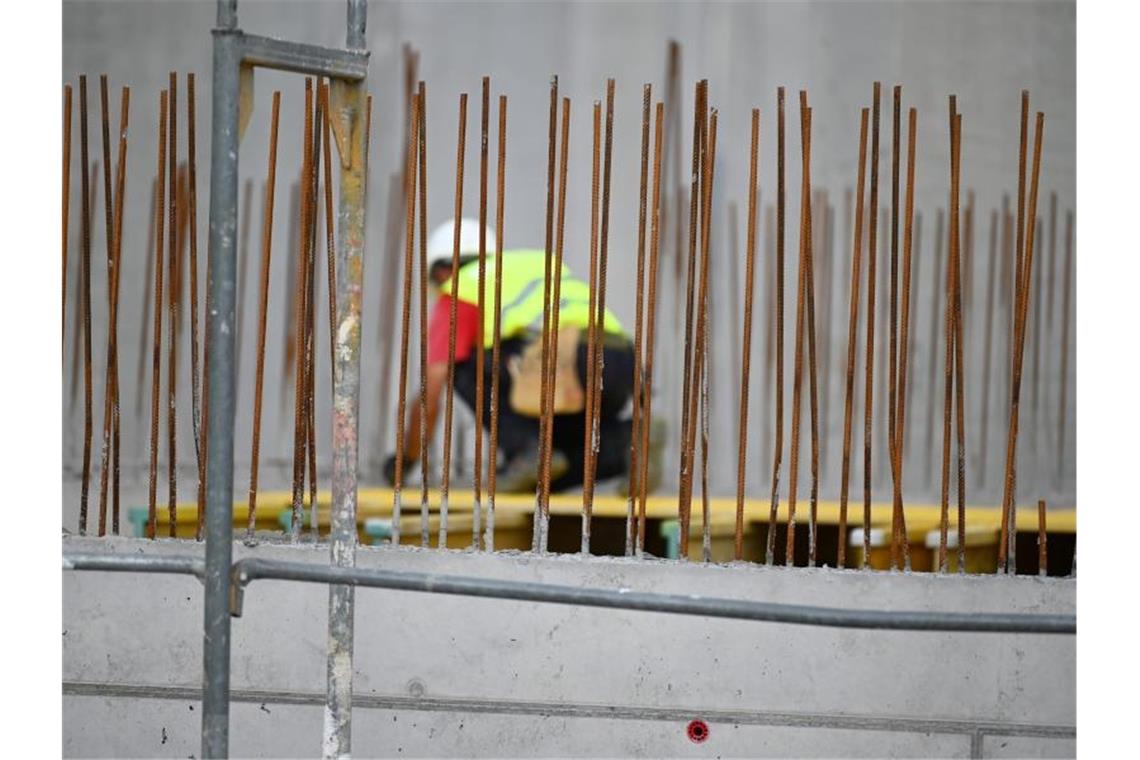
391;88;420;547
937;101;960;573
765;86;785;566
837;109;869;569
626;83;652;557
110;92;129;537
691;107;718;563
95;76;114;536
735;107;760;562
785;96;811;567
887;86;901;568
63;84;72;355
185;74;206;540
1013;92;1029;364
533;75;558;554
300;86;322;538
99;77;114;306
146;90;168;540
803;106;821;568
1037;499;1048;576
999;110;1045;575
1056;210;1073;480
891;107;917;572
701;109;719;562
802;111;820;565
440;92;469;548
71;159;97;423
98;85;129;537
541;97;571;552
166;73;179;538
486;93;508;552
581;101;602;554
1000;97;1029;549
417;82;430;548
473;76;490;551
637;100;665;557
78;76;93;535
246;91;282;541
951;108;967;573
861;82;882;568
679;80;706;560
585;80;618;554
291;80;315;542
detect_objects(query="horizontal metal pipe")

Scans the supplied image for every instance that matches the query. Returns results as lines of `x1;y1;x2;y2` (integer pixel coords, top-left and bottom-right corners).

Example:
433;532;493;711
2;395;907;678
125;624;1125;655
63;552;205;579
239;34;369;80
228;557;1075;635
62;552;1075;634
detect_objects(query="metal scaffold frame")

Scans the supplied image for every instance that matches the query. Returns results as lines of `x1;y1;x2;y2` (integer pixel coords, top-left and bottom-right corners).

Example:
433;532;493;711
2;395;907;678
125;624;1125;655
201;1;368;757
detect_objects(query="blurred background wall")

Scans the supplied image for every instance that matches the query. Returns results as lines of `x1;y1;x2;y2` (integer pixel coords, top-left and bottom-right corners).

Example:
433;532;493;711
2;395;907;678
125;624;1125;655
61;0;1075;520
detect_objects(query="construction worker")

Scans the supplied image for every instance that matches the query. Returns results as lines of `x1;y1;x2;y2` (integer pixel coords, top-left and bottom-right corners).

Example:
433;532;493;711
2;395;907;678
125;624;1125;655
384;218;657;493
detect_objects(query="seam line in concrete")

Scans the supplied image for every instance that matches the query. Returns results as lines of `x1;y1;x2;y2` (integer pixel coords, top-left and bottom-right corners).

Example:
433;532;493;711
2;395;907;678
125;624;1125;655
63;681;1075;739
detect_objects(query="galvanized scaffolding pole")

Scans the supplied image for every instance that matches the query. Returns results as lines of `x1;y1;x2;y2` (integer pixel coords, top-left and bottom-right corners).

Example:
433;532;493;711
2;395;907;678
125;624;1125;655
326;5;368;757
202;5;240;755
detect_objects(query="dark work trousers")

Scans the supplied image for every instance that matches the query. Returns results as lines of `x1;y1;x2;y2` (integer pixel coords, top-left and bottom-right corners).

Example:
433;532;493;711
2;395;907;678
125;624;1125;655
452;334;634;491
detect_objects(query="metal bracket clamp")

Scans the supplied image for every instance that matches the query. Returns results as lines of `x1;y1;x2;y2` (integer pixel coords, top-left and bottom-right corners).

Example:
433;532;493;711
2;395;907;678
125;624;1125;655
230;31;370;147
238;33;369;81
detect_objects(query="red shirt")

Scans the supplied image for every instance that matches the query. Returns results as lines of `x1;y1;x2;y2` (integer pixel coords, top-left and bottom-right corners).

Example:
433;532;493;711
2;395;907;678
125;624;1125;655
427;295;481;365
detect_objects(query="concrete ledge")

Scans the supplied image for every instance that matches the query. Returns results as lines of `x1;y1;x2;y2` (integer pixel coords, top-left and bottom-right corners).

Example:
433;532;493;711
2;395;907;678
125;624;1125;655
63;536;1075;758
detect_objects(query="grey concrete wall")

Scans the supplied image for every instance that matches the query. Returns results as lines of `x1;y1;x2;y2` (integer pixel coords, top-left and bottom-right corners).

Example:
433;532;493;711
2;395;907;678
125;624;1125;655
63;535;1075;758
61;1;1076;530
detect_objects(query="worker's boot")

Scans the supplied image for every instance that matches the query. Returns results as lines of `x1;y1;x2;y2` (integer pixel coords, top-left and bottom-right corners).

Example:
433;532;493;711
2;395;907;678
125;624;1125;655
496;448;570;493
618;418;666;498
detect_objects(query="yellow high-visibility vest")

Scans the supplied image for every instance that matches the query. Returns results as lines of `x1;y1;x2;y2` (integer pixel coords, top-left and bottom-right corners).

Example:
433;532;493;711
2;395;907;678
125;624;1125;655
449;249;626;348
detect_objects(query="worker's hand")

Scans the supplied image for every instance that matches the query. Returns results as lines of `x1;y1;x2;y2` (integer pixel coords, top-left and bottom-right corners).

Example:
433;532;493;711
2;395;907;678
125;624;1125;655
383;454;415;487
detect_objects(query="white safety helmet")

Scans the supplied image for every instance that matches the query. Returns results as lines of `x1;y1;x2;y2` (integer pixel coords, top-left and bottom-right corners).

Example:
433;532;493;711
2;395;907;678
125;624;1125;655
426;217;497;264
